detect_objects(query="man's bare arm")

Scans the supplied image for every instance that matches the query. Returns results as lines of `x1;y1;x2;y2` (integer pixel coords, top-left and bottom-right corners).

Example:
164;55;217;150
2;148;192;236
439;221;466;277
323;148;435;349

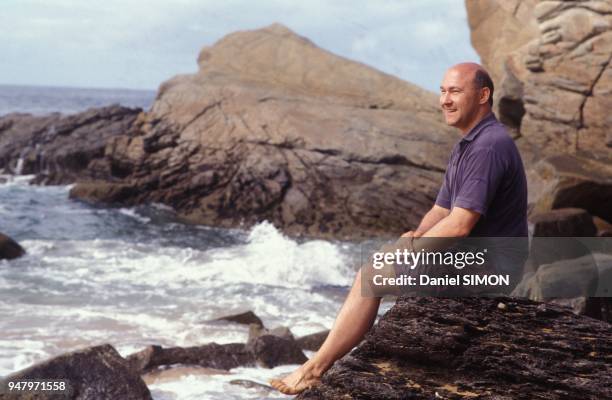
421;206;480;238
401;207;481;255
404;205;450;238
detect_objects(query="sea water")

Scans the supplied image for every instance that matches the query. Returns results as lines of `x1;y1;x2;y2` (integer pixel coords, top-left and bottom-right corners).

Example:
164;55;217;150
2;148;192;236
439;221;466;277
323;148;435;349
0;85;377;399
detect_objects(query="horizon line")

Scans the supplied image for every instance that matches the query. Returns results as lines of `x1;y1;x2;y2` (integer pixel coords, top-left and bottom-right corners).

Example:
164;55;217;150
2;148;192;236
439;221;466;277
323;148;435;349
0;82;158;92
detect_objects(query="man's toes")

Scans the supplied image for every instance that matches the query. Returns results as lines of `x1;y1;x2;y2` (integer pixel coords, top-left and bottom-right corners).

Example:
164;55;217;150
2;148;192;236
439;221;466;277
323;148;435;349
270;380;287;392
276;383;292;394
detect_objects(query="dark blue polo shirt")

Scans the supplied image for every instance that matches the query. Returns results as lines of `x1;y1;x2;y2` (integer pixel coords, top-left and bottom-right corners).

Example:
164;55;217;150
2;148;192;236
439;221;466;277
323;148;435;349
435;113;528;237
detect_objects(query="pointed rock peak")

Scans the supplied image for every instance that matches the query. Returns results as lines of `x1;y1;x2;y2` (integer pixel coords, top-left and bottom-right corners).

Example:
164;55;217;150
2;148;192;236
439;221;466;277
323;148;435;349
263;23;297;36
195;24;436;112
197;23;314;70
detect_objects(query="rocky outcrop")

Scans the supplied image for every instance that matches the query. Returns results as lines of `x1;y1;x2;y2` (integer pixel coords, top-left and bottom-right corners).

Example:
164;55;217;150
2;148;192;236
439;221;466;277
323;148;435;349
126;343;255;374
527;154;612;223
296;330;330;351
514;253;612;321
297;297;612;400
0;105;142;185
65;24;455;240
213;310;264;327
467;1;612;224
466;0;612;158
0;233;25;260
530;207;597;237
514;208;612;321
247;333;308;368
0;344;151;400
126;322;306;374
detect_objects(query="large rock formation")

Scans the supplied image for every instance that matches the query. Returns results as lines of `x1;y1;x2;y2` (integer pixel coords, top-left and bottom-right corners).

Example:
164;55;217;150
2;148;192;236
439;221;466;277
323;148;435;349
466;0;612;222
297;297;612;399
66;24;455;240
466;0;611;156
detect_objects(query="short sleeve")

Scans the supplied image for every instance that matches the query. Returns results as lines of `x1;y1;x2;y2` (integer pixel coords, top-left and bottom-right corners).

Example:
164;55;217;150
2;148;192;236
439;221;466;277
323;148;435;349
453;148;504;216
435;169;451;209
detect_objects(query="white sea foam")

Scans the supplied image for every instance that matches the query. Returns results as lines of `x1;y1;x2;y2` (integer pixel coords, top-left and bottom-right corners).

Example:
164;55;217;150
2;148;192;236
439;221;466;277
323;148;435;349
203;221;355;287
148;364;296;400
119;207;152;223
1;180;351;399
24;221;355;291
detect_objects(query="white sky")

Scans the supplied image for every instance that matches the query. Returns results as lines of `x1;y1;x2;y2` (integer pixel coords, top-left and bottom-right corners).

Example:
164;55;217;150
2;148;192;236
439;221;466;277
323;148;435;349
0;0;480;92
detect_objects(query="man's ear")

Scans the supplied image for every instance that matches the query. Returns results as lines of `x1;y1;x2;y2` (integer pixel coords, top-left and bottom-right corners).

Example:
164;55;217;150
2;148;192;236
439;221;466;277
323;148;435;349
480;87;491;105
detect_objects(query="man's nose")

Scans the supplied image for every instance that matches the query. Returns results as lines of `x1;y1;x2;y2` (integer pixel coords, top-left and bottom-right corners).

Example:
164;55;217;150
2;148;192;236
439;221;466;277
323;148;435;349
440;92;452;106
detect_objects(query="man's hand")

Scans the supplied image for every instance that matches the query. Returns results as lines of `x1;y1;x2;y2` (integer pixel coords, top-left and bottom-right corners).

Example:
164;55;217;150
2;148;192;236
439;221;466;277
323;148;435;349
401;230;425;238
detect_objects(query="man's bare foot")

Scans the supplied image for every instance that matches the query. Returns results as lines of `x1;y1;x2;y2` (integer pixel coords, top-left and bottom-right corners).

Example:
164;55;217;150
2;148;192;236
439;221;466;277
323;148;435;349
269;361;322;395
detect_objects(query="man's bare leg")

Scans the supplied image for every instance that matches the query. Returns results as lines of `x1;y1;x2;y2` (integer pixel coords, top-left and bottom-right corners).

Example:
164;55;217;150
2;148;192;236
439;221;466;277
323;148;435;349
270;269;382;394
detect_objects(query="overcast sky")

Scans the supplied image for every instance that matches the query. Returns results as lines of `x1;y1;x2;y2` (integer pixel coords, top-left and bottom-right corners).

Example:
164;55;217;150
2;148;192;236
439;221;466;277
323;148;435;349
0;0;480;92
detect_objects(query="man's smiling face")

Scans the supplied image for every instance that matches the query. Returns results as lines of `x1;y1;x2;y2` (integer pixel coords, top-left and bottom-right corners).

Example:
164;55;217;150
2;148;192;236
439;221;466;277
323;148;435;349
439;67;481;133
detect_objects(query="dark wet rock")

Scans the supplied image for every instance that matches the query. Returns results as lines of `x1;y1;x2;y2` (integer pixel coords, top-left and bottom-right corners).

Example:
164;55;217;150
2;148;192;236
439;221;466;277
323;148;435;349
0;233;25;260
214;310;264;327
246;334;307;368
247;324;294;342
244;323;306;367
0;344;151;400
127;330;306;374
296;330;329;351
126;343;254;375
297;297;612;400
0;106;142;185
531;208;597;237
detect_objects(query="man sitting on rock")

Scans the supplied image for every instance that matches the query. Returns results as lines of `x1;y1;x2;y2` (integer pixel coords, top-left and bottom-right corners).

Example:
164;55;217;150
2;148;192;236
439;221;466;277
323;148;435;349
270;62;528;395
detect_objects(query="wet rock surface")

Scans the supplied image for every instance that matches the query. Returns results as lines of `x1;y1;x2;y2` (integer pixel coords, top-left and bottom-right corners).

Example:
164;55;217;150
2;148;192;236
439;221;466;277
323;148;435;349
296;330;330;351
0;344;151;400
126;318;307;374
126;343;255;374
213;310;264;327
247;334;308;368
297;297;612;400
0;106;142;185
0;233;25;260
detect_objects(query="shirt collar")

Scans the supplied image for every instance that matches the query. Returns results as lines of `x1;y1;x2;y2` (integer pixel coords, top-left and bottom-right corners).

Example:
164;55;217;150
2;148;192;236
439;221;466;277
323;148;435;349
461;112;497;142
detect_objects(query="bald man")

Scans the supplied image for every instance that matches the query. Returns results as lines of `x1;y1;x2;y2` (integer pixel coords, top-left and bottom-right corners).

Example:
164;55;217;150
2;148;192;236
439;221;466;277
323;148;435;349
270;63;528;395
